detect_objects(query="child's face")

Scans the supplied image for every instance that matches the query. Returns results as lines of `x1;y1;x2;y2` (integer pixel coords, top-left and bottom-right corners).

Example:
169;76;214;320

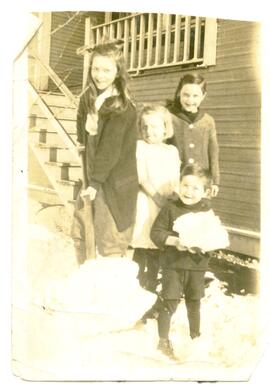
179;175;207;205
141;113;166;144
91;54;118;91
180;83;205;113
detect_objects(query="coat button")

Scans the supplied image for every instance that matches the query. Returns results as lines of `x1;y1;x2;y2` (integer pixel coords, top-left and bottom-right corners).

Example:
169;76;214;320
189;143;195;148
188;158;194;163
189;124;194;129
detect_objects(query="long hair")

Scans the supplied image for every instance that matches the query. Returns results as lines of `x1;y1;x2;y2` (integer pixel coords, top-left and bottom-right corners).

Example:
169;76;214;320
138;104;174;140
83;41;132;114
167;73;207;112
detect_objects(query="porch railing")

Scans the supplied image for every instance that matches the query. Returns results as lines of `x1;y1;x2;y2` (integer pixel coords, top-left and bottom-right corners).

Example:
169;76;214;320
81;13;217;78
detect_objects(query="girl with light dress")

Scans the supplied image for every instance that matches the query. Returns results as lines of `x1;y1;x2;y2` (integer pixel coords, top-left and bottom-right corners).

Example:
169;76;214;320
131;104;181;303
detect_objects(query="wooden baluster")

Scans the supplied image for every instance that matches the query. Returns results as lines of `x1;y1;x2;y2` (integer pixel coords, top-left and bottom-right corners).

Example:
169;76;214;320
173;14;181;63
138;14;145;69
116;21;122;39
102;25;108;41
183;15;191;62
130;16;137;70
123;19;130;67
193;17;202;60
155;13;162;65
163;14;171;64
109;23;115;40
96;28;101;45
146;13;154;67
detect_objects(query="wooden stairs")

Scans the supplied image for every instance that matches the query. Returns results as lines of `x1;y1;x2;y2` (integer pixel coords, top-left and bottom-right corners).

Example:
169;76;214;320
28;87;82;211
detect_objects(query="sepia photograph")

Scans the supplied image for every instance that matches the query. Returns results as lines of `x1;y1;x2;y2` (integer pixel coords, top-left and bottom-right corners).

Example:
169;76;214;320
4;0;270;385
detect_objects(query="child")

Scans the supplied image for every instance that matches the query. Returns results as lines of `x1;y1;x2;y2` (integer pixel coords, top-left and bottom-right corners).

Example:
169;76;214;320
167;73;220;197
71;41;139;261
131;104;181;297
150;164;229;359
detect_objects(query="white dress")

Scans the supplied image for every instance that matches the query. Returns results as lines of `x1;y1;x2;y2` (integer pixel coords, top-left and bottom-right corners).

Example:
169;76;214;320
131;140;181;249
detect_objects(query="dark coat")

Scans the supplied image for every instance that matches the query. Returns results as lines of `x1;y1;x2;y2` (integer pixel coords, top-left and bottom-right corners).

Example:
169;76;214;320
76;96;139;232
150;197;212;271
168;107;220;185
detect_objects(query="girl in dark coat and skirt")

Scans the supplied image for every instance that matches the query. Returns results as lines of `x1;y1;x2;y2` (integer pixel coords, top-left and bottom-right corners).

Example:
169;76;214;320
71;41;139;262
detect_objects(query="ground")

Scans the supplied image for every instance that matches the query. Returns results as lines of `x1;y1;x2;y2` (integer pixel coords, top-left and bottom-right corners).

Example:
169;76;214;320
11;200;263;382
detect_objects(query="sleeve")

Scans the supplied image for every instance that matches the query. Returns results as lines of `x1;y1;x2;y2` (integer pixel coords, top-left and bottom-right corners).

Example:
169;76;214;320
136;141;148;185
76;96;86;144
89;107;137;190
150;205;175;249
208;116;220;185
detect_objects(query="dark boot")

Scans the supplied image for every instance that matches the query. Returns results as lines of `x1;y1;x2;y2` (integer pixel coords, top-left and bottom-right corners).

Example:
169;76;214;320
157;338;175;359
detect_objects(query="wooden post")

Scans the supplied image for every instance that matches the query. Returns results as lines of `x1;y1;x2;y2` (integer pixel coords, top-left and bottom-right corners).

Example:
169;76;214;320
83;17;92;89
203;18;217;66
35;12;52;90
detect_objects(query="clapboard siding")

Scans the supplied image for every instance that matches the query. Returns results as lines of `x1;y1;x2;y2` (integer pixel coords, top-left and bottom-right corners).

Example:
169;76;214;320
130;18;260;233
49;12;104;91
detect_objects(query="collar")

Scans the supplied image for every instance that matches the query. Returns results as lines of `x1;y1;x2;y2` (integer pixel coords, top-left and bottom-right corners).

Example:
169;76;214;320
95;85;119;111
175;197;211;211
170;104;205;124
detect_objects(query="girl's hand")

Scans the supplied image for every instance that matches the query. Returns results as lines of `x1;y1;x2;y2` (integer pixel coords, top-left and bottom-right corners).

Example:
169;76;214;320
76;143;85;155
81;186;97;201
211;184;219;197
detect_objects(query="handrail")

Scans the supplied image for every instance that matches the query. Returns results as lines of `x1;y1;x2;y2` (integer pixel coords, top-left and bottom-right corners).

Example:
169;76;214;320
92;13;142;29
28;81;80;164
31;52;78;108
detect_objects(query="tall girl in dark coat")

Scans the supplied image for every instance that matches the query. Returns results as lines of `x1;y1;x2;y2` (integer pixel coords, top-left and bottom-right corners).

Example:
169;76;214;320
71;41;139;262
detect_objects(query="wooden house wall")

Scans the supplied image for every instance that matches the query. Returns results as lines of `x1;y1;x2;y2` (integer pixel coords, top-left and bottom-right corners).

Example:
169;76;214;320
49;12;104;91
129;19;261;232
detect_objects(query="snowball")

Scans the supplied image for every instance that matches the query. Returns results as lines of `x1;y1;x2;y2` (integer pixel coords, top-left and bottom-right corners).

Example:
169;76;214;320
173;210;230;252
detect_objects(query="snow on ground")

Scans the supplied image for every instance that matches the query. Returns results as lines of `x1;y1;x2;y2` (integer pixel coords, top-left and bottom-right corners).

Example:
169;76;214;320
11;201;262;381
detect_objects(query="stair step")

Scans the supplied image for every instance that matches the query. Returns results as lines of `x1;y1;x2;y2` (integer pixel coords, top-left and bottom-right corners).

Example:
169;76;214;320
29;129;76;145
28;184;62;205
56;179;81;200
36;143;78;163
29;116;77;133
39;92;79;107
31;103;77;121
45;161;82;181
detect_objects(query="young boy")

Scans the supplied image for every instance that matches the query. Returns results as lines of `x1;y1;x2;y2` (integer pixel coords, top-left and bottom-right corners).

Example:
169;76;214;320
150;163;214;359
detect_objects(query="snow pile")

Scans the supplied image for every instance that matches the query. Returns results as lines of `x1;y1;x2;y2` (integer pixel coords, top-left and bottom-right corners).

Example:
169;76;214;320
27;223;155;332
173;210;230;251
166;275;260;367
38;258;156;324
23;221;260;371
